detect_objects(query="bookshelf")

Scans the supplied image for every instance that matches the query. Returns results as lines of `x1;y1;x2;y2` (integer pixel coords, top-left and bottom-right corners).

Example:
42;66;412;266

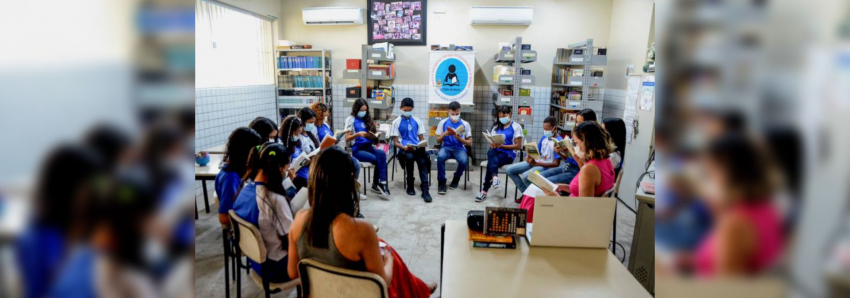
276;49;332;116
342;44;396;110
550;38;607;132
491;36;537;131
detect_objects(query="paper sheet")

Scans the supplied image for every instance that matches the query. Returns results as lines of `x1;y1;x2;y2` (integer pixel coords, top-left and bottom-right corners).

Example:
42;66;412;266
624;76;641;144
640;75;655;111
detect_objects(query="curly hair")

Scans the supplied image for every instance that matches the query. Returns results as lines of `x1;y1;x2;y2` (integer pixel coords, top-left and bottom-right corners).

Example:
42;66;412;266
574;121;615;160
309;102;329;125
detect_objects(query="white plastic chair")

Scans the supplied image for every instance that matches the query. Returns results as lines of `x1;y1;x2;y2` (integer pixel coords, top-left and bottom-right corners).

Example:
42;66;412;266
298;258;388;298
229;211;301;298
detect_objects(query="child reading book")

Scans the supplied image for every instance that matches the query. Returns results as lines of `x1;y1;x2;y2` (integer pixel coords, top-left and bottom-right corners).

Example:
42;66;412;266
391;98;432;202
505;116;563;200
476;105;524;202
435;101;472;194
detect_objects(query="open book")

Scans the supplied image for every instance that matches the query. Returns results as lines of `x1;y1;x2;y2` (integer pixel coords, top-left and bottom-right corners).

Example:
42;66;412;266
524;142;540;160
482;132;505;145
291;149;320;173
528;170;558;194
319;135;337;149
550;137;574;158
447;125;466;136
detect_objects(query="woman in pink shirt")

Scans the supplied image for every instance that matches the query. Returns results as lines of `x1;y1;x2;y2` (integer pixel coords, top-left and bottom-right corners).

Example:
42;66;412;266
691;133;783;276
548;121;615;197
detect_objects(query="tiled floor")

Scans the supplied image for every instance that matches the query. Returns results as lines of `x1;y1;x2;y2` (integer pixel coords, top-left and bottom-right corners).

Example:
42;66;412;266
195;164;638;298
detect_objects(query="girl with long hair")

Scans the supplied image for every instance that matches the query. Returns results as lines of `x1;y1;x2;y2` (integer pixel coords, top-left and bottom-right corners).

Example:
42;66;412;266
344;98;390;196
475;105;523;202
286;147;436;297
232;143;297;283
215;127;263;225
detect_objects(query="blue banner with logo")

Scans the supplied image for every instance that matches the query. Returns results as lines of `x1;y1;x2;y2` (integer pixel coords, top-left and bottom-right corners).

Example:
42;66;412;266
429;52;475;105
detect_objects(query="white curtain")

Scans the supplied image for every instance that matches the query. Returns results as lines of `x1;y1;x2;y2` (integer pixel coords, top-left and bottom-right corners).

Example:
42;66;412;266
195;0;273;88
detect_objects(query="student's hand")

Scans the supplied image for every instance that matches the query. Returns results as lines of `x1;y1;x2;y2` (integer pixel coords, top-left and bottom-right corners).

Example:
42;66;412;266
490;143;497;149
288;168;297;179
405;145;415;152
554;184;570;194
526;157;535;165
542;188;558;196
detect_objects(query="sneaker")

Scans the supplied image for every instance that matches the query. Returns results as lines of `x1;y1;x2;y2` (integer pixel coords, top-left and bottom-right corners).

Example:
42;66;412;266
371;184;383;194
449;177;461;189
475;191;487;202
422;190;432;203
406;185;416;196
491;178;501;190
438;184;447;195
379;183;391;196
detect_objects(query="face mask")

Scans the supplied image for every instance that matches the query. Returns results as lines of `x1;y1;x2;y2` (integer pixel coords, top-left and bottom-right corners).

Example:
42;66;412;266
543;130;554;138
357;111;367;118
291;136;299;143
305;123;316;132
402;111;413;118
499;117;510;125
269;138;276;143
450;114;460;121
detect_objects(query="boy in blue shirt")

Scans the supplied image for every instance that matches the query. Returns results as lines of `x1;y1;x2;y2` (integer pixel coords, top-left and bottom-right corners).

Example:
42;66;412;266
505;116;562;200
435;101;472;194
391;98;432;202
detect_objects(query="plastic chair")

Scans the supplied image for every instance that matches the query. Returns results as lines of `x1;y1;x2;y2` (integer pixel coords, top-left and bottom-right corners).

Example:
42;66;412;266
360;162;374;195
479;149;522;199
392;146;432;190
298;259;389;298
229;210;301;298
438;144;471;190
607;171;625;259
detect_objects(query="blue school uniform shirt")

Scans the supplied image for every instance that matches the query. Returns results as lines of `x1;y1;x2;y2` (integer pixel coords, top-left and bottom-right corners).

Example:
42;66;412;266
345;116;372;148
435;118;472;149
490;121;524;160
537;134;563;162
215;164;241;214
16;225;65;298
316;123;333;142
233;182;262;273
49;245;97;298
390;115;426;146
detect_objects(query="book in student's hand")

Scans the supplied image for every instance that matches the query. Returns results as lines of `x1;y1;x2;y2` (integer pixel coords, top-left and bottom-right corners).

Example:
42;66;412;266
524;142;540;160
482;132;505;145
416;140;428;148
291;149;321;173
447;125;466;136
319;135;337;149
550;138;573;157
528;170;558;194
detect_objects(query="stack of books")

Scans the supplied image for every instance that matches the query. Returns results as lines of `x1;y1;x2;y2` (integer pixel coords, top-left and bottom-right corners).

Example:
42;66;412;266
468;229;516;249
278;56;326;69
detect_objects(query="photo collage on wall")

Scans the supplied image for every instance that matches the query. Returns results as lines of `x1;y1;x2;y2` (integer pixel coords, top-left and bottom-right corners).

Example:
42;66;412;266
368;0;427;46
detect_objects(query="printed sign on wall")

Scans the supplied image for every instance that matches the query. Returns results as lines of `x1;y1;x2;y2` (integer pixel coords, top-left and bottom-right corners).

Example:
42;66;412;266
428;51;475;105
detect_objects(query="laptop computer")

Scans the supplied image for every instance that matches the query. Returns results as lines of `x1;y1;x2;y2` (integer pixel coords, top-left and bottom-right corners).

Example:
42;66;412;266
525;195;616;248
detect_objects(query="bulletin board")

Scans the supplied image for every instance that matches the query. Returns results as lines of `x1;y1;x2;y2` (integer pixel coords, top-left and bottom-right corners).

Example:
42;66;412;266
428;51;475;105
367;0;427;46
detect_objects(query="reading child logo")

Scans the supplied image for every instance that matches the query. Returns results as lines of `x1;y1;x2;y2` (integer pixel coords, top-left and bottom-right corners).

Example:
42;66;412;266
434;57;468;97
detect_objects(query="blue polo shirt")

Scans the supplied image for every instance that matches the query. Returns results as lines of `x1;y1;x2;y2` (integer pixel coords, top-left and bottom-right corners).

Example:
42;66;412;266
391;115;426;147
345;116;372;148
215;164;241;214
491;121;524;160
316;123;333;141
538;135;563;161
436;118;472;149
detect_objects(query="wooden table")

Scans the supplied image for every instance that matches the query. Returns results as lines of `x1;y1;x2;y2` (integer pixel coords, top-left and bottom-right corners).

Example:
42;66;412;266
195;153;223;219
440;220;650;298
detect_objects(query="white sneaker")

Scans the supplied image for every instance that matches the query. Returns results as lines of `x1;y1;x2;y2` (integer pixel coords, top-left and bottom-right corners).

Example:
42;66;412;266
491;178;501;190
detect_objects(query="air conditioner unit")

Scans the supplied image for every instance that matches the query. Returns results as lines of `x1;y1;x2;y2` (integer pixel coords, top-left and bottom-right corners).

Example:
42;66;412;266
302;7;364;25
470;6;533;26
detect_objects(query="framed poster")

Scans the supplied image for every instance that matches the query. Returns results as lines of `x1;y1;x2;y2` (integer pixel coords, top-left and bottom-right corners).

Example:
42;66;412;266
368;0;427;46
428;51;475;105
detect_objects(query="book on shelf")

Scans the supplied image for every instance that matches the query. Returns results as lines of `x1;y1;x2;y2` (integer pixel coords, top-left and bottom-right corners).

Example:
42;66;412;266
484;207;528;236
481;132;505;145
518;107;532;115
524;142;540;160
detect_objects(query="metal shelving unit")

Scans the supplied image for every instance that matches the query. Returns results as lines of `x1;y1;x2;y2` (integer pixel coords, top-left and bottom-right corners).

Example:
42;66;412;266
491;36;537;129
550;38;607;132
343;44;396;110
276;49;332;116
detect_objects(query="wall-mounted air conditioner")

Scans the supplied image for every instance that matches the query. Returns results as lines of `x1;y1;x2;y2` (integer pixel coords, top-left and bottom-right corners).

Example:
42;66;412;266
470;6;533;26
302;7;364;25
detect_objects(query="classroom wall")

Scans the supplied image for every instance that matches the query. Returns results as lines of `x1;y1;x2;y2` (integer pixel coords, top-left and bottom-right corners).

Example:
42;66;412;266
601;0;654;121
280;0;614;86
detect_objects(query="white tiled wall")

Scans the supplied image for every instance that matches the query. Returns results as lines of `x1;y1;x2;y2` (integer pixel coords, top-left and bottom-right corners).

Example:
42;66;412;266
194;84;277;200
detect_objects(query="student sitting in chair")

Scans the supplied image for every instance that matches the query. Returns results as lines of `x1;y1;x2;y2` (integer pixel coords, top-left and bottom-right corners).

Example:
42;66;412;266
476;105;524;202
540;108;598;184
215;127;263;226
391;98;432;202
232;143;297;283
435;101;472;194
310;102;362;182
249;116;279;144
345;99;391;196
287;147;437;297
505;116;563;201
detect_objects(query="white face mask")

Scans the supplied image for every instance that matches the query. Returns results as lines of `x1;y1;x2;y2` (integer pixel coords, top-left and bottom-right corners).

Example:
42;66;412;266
269;138;276;143
449;114;460;121
543;130;554;138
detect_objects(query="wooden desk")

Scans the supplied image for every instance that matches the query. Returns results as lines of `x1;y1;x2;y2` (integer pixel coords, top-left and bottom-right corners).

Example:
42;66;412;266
194;154;223;218
440;220;650;298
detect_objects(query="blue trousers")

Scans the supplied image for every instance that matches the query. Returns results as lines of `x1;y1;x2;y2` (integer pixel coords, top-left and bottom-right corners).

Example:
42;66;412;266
352;156;361;180
483;149;514;192
249;256;291;283
437;146;468;183
505;162;547;193
352;144;387;184
540;162;580;184
398;147;430;189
